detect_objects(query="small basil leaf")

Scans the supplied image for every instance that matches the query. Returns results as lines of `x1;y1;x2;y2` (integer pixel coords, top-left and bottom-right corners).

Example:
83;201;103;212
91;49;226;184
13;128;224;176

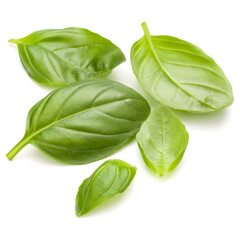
131;22;234;112
75;159;136;216
6;79;150;164
136;103;189;176
9;27;126;86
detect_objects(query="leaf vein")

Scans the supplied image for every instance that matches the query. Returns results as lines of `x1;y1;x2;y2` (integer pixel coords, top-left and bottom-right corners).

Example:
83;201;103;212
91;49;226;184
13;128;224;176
28;98;143;143
54;126;136;136
160;58;226;80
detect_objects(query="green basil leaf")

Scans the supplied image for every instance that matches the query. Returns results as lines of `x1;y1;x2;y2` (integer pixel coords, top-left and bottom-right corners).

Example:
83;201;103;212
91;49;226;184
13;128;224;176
9;28;126;86
136;103;189;176
131;22;234;112
6;79;150;164
75;159;136;216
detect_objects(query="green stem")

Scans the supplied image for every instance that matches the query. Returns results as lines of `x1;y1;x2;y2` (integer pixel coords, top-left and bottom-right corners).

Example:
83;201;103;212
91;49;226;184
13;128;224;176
6;137;29;160
8;39;20;44
141;22;152;43
141;22;156;55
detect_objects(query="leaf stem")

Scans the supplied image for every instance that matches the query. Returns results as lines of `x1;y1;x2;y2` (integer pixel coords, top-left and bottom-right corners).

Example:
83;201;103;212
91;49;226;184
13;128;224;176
141;22;152;43
6;137;29;160
8;39;20;44
141;22;156;56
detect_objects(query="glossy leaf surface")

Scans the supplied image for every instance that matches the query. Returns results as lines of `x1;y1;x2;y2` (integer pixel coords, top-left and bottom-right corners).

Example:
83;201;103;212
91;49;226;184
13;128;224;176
9;28;125;86
75;159;136;216
131;22;233;112
6;79;150;164
136;103;189;176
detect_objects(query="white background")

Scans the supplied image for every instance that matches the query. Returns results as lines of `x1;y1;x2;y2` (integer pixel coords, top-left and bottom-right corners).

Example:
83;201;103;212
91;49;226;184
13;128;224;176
0;0;239;239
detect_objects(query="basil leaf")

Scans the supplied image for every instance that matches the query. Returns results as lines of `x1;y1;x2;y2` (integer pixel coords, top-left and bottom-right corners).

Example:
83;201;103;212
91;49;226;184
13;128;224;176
9;28;126;86
6;79;150;164
131;22;234;112
75;159;136;216
136;103;189;176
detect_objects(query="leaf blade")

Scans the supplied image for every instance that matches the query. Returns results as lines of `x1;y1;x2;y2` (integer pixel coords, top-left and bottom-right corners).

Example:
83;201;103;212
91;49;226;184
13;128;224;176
75;159;136;216
136;103;189;176
10;27;126;86
7;79;150;164
131;22;234;112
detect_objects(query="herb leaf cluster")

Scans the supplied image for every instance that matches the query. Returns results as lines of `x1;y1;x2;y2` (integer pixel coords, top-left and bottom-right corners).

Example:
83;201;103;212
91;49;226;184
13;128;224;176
7;22;233;216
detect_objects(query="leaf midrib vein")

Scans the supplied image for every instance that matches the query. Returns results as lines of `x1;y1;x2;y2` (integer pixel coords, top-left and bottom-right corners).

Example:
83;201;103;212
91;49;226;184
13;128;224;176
160;107;166;172
20;42;116;75
26;98;144;144
53;43;107;52
54;126;137;136
79;162;113;215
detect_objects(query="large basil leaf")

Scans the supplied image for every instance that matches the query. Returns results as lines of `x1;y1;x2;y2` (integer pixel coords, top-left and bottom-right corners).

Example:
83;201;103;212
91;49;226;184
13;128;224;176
9;28;126;86
131;22;234;112
75;159;136;216
6;79;150;164
136;103;189;176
